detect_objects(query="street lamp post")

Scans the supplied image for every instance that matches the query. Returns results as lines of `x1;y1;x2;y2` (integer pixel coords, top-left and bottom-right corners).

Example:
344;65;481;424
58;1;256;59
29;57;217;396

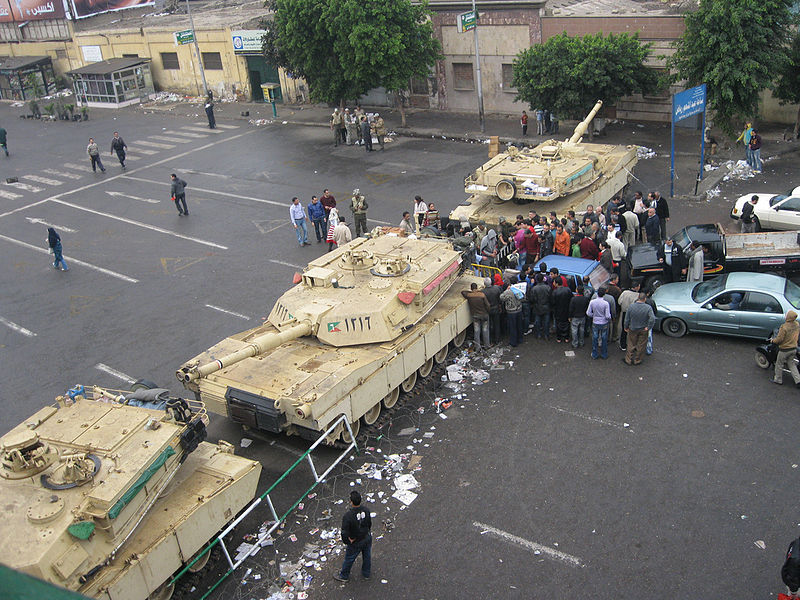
472;0;485;133
185;0;208;95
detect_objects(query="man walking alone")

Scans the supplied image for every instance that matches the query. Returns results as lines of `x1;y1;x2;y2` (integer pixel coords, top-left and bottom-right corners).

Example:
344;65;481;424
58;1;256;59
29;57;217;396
170;173;188;215
770;311;800;387
334;491;372;583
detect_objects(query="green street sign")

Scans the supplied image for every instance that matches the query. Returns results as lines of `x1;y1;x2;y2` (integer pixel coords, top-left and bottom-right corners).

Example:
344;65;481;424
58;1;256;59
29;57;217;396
457;10;476;33
174;29;194;45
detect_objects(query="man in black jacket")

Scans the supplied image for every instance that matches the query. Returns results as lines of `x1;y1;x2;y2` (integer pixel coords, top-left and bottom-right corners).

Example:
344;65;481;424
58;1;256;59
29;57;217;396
652;191;669;241
783;536;800;598
569;285;591;347
551;278;573;342
334;491;372;582
110;131;127;169
170;173;188;216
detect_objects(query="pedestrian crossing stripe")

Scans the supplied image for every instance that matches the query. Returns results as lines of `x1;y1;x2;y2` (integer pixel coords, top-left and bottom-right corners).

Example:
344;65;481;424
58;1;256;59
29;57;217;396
132;140;175;149
5;181;43;192
149;135;189;144
182;126;222;134
169;131;208;139
23;174;62;186
43;169;82;180
122;154;140;161
0;189;22;199
63;162;91;171
196;122;238;129
131;148;158;155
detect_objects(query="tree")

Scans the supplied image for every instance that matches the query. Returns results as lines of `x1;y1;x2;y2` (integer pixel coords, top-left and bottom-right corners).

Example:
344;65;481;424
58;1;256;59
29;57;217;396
512;32;659;122
668;0;796;137
262;0;441;125
774;32;800;139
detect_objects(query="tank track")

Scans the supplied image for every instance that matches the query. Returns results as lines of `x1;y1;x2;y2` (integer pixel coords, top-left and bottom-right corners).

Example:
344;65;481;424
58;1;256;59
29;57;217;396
171;545;223;600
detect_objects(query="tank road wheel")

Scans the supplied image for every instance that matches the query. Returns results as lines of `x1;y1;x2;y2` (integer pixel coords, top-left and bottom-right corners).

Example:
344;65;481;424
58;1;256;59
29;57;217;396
418;357;434;378
495;179;516;201
187;548;211;573
400;371;418;393
433;345;449;364
341;419;360;443
148;582;175;600
382;387;400;409
452;330;467;348
362;403;381;425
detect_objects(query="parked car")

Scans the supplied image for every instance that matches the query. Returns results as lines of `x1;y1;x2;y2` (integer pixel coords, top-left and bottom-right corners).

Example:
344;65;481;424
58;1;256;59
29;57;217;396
730;186;800;231
532;255;610;292
652;272;800;339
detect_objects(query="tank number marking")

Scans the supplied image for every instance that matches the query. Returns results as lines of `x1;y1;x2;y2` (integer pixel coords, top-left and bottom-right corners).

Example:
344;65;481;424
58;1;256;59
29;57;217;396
328;317;371;333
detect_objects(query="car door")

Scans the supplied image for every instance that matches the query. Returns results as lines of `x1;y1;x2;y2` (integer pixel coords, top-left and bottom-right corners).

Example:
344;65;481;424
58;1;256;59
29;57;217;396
738;291;784;338
694;291;743;334
771;197;800;230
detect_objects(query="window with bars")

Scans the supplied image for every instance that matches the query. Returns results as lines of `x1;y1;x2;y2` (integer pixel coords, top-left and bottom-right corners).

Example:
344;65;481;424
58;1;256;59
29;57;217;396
202;52;223;70
19;20;69;40
501;64;515;91
452;62;474;90
55;49;67;59
160;52;179;70
409;77;428;95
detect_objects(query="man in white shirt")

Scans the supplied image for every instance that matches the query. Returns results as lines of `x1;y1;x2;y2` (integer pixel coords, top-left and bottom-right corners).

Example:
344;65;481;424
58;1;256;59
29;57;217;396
333;216;353;248
607;229;626;264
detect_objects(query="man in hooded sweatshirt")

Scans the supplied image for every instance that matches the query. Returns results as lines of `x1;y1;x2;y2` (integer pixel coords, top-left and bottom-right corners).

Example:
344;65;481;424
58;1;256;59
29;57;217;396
771;310;800;386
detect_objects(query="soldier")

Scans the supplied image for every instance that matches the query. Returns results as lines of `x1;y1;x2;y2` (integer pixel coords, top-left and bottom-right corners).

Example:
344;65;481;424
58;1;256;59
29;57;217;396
330;109;343;147
354;105;365;145
350;189;369;237
373;113;386;150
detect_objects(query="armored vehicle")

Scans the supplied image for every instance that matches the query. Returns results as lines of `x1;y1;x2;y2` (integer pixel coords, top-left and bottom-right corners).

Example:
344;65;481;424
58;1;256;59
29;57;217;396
450;100;638;227
177;233;481;443
0;385;261;600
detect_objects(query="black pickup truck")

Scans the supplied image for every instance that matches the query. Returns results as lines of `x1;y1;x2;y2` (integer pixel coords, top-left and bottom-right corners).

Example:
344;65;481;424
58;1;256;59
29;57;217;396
625;223;800;290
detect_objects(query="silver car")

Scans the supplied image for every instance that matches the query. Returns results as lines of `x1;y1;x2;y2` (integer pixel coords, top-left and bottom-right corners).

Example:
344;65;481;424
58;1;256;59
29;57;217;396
652;272;800;339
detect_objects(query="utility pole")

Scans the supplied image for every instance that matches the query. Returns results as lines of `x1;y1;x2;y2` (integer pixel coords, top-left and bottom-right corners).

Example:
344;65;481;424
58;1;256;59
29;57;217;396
471;0;485;133
186;0;208;95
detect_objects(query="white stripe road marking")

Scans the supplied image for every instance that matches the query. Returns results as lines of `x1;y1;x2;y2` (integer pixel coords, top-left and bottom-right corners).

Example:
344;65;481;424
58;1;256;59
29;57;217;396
200;123;238;129
0;189;23;200
0;233;138;283
547;405;633;432
182;126;222;134
63;162;90;171
131;140;175;149
129;148;158;155
205;304;251;320
473;522;584;568
23;174;62;186
42;169;82;180
6;181;43;192
169;131;208;139
0;316;36;337
149;135;190;144
94;363;135;384
269;259;304;269
25;217;77;232
105;191;159;204
184;170;231;179
0;199;49;219
50;198;227;250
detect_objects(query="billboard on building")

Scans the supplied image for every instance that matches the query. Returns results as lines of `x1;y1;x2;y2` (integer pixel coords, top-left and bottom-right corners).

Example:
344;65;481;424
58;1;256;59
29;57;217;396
69;0;152;19
0;0;66;22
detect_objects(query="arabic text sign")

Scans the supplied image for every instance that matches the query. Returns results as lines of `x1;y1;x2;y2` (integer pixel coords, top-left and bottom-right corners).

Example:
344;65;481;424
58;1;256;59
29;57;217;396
232;30;265;54
0;0;65;22
457;10;476;33
174;29;194;45
672;84;706;123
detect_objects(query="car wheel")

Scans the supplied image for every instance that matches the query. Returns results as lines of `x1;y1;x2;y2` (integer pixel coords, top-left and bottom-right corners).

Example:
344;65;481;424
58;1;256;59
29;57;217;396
753;216;761;232
754;349;771;369
661;317;688;338
644;275;665;293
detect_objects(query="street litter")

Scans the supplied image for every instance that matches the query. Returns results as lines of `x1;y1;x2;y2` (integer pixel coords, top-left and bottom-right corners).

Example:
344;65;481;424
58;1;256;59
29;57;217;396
240;437;252;448
394;473;420;490
393;489;418;505
636;146;657;159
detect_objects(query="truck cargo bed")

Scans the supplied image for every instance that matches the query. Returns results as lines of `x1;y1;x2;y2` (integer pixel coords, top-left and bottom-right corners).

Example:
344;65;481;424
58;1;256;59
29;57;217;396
726;231;800;258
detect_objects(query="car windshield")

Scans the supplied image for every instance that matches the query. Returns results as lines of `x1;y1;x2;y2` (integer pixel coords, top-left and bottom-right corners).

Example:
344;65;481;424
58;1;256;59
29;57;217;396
770;194;788;207
588;263;610;290
785;279;800;309
691;275;728;304
671;229;691;251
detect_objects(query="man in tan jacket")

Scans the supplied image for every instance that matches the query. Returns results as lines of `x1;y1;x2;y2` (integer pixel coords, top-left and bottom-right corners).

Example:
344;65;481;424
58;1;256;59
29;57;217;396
771;310;800;386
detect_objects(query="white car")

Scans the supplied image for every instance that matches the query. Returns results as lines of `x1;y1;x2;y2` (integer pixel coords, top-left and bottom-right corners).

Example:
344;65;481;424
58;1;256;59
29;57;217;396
730;186;800;231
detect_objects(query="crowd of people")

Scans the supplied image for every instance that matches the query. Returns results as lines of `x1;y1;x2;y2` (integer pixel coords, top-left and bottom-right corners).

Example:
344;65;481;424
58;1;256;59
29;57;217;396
521;108;560;137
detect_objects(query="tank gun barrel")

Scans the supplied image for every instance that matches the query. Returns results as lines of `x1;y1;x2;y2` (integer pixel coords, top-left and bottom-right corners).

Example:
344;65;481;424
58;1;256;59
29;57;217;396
178;321;312;383
567;100;603;144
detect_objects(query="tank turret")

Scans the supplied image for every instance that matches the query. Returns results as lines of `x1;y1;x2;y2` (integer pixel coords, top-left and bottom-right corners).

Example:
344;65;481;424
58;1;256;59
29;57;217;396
462;99;637;205
0;386;261;600
177;233;480;444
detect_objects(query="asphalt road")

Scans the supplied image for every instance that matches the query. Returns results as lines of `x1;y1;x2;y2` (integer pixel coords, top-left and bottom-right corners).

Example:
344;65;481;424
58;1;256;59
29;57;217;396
1;103;798;600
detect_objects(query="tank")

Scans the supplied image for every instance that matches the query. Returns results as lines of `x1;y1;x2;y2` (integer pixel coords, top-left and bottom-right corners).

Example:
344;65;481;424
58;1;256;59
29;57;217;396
450;100;639;227
177;233;482;443
0;384;261;600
